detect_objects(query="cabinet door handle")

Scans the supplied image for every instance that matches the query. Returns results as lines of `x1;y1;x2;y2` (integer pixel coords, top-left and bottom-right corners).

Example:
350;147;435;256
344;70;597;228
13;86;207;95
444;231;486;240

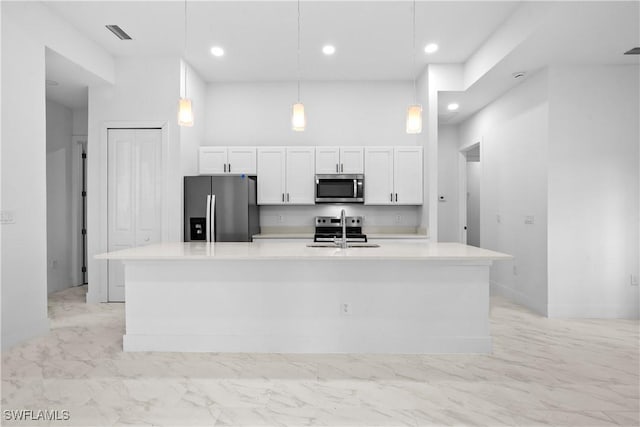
390;193;393;202
341;163;344;173
336;163;339;173
282;193;285;202
395;193;398;202
287;193;290;202
228;163;231;173
224;163;227;173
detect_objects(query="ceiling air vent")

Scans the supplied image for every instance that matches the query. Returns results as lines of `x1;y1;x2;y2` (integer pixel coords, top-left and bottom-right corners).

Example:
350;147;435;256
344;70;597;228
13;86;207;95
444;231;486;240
624;47;640;55
106;25;132;40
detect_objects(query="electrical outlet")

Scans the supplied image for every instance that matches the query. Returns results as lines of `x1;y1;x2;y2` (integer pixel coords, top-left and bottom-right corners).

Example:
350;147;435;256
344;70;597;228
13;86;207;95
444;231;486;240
277;215;284;223
631;275;639;286
513;265;518;276
524;215;535;225
395;215;402;224
0;210;15;224
496;214;501;224
340;303;352;316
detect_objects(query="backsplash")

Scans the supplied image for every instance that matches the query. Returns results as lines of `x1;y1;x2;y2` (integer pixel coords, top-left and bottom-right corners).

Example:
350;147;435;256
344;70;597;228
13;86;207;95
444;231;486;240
260;205;420;231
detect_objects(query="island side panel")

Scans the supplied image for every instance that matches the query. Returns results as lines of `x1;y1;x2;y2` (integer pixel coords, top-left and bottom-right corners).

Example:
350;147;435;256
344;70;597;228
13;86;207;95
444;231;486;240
123;259;492;353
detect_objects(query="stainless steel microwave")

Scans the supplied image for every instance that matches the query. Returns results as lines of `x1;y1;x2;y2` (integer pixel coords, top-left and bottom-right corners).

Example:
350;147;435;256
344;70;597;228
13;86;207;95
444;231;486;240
315;174;364;203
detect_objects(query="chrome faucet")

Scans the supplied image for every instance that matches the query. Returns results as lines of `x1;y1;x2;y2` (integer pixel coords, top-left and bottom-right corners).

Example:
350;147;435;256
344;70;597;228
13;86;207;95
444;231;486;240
339;208;348;249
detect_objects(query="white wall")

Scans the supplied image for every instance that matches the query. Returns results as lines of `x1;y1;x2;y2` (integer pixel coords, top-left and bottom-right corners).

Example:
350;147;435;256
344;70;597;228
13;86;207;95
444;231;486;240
547;65;639;318
459;70;549;315
1;14;49;348
72;108;88;136
205;81;423;231
87;57;182;302
1;1;114;349
46;100;74;294
437;125;459;241
205;81;418;146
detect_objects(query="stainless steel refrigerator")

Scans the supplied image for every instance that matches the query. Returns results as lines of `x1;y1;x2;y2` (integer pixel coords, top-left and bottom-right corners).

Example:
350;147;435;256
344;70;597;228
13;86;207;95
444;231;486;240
184;175;260;242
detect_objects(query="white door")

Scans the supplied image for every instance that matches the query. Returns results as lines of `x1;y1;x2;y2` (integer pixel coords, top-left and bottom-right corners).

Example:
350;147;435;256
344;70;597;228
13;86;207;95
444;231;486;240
364;147;394;205
227;147;257;175
257;147;286;204
394;146;423;205
315;146;340;174
199;147;227;174
285;147;315;204
108;129;162;302
340;147;364;174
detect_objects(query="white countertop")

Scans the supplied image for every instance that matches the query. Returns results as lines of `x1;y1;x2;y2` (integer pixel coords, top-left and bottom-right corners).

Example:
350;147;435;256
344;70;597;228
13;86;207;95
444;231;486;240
96;241;511;262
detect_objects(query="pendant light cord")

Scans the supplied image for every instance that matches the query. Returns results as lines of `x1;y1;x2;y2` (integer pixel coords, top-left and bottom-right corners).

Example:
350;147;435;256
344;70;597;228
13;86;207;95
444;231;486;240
412;0;417;104
297;0;301;103
184;0;188;98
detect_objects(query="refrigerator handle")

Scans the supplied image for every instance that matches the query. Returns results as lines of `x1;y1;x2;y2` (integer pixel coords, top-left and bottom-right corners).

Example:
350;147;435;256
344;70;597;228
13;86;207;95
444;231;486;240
206;195;212;242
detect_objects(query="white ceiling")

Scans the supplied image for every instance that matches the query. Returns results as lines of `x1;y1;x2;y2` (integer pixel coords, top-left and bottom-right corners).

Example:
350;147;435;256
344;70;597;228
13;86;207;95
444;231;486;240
42;1;639;119
439;1;640;124
45;0;520;81
45;48;105;109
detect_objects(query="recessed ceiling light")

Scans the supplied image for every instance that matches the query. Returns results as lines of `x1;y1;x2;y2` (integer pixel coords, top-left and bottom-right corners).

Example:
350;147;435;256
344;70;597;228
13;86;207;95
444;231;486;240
424;43;439;54
447;103;459;111
322;45;336;55
210;46;225;57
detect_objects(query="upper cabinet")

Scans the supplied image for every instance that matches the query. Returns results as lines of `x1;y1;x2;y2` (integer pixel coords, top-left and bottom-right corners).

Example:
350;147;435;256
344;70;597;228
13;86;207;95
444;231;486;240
199;146;257;175
257;147;315;205
315;146;364;174
364;146;423;205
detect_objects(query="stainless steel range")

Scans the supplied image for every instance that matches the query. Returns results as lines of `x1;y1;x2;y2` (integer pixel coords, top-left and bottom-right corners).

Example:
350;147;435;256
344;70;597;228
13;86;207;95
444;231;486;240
314;215;367;243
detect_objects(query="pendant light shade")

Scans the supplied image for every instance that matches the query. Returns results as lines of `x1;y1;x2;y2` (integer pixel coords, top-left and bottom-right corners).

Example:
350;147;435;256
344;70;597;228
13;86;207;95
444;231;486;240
178;98;194;127
292;103;306;131
406;104;422;134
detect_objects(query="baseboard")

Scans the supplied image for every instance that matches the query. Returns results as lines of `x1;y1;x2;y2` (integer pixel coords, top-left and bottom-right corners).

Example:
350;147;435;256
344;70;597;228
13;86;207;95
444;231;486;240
548;303;639;319
124;334;492;354
490;280;547;316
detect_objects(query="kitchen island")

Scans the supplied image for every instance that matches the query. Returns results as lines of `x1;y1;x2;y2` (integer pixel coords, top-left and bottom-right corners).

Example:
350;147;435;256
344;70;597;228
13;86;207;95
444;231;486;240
96;241;511;354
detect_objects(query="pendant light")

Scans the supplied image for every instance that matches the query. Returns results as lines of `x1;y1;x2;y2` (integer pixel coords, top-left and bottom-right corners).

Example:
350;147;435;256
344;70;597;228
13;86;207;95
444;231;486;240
406;0;422;134
291;0;306;131
178;0;194;127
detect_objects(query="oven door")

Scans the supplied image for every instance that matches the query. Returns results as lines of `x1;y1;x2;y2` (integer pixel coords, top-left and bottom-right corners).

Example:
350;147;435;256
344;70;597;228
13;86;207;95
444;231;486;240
315;174;364;203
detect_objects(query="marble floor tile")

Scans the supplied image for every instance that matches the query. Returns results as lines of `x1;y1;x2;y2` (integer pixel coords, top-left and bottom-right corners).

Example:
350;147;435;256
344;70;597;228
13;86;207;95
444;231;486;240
1;285;638;427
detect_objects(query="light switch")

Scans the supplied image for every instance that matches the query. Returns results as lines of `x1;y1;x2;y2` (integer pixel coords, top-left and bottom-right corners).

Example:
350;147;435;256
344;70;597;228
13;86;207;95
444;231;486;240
0;210;15;224
525;215;535;225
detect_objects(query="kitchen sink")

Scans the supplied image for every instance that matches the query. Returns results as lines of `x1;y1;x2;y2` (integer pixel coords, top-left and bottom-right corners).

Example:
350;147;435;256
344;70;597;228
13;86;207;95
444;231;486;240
306;243;380;248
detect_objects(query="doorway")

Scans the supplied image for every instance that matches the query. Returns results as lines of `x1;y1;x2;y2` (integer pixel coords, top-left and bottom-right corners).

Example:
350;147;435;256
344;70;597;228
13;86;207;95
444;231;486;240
458;142;481;247
107;128;163;302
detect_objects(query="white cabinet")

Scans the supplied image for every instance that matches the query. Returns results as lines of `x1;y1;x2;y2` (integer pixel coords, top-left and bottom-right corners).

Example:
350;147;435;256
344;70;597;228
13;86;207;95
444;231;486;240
285;147;316;204
257;147;315;205
315;147;340;174
364;146;423;205
199;146;256;175
393;146;423;205
315;146;364;174
199;147;227;174
256;147;286;204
